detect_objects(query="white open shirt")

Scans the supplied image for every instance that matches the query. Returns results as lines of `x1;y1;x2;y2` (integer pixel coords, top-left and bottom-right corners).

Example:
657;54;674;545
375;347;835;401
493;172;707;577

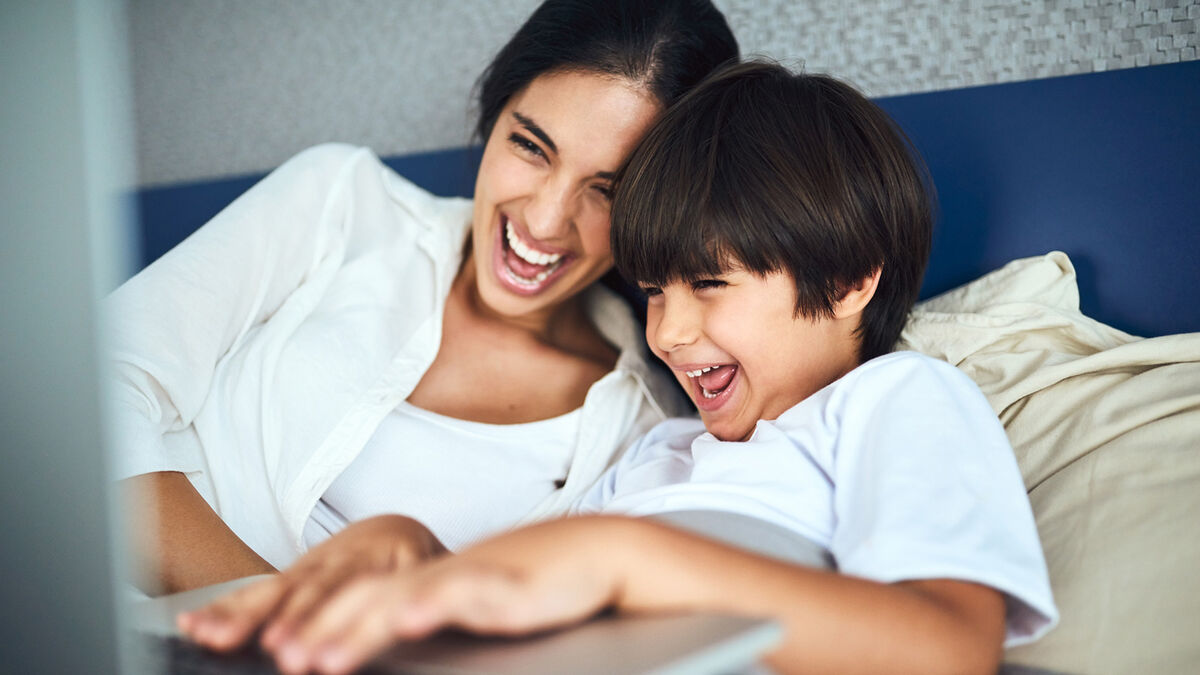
105;144;687;568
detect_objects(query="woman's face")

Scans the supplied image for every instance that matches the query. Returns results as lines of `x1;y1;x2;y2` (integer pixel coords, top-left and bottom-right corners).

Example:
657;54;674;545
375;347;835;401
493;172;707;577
469;70;661;322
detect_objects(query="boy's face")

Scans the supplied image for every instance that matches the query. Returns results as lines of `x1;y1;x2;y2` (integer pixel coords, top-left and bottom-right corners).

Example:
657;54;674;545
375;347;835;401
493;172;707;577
642;268;863;442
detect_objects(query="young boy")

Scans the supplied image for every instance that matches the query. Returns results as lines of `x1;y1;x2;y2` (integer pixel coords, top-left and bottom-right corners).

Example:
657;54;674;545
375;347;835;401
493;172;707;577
183;62;1056;675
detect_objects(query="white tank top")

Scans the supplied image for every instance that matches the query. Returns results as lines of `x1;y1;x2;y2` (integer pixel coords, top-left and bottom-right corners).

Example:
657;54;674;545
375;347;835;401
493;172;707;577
303;400;581;552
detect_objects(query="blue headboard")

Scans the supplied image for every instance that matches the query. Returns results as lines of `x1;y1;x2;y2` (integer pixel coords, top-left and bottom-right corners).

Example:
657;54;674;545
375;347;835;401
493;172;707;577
876;60;1199;337
137;60;1199;337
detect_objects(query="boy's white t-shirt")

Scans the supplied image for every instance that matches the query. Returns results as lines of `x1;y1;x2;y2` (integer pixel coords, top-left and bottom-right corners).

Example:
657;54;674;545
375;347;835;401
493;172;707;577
573;351;1058;646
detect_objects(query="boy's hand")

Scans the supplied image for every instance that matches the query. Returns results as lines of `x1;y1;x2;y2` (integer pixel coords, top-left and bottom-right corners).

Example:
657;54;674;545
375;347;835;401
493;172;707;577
177;514;447;653
265;516;632;675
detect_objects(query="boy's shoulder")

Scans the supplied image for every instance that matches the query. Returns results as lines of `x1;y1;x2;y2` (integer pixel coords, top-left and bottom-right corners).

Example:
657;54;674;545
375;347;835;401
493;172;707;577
775;350;987;428
837;349;976;398
845;350;970;388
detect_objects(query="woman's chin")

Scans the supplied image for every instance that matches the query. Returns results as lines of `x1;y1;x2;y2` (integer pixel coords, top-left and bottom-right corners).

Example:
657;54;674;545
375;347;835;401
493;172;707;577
473;265;571;319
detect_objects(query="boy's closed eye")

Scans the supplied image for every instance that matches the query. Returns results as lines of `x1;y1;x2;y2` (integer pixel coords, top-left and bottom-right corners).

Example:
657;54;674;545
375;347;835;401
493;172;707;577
690;279;726;291
638;278;728;299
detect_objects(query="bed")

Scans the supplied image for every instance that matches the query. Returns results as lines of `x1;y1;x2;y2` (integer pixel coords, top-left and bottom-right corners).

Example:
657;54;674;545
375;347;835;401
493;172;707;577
135;59;1200;673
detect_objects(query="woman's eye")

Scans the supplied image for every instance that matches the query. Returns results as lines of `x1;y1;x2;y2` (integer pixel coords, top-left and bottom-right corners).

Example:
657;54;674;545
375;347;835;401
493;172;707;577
591;184;614;201
508;133;545;159
640;286;663;298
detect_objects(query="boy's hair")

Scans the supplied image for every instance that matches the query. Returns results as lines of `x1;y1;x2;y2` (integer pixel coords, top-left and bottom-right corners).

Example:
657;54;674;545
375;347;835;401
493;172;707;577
611;60;934;362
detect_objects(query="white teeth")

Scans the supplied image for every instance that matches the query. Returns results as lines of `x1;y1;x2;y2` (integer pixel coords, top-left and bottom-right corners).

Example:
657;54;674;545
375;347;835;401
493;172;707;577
685;366;717;378
506;222;563;266
701;387;718;399
501;221;564;287
503;264;554;287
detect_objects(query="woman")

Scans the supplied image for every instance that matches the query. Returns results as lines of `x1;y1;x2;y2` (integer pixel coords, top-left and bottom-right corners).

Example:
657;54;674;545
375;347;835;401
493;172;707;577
113;0;738;595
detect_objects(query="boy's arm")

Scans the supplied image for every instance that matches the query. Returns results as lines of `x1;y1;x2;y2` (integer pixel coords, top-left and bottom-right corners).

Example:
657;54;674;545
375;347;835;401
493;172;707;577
242;515;1004;675
610;517;1005;675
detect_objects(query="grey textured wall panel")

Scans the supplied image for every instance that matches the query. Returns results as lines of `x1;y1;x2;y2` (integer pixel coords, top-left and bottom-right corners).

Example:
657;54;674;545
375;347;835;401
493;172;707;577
131;0;540;185
131;0;1198;186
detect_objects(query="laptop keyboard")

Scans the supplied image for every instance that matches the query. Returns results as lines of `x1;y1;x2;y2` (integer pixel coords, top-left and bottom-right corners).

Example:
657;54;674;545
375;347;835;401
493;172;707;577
147;635;279;674
144;636;401;675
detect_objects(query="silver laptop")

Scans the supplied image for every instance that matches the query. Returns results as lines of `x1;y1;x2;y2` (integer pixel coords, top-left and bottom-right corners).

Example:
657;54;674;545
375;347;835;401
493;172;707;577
2;2;137;673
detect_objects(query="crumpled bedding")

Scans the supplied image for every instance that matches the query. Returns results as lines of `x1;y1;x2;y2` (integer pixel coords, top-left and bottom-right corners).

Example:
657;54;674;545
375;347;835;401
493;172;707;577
898;251;1200;674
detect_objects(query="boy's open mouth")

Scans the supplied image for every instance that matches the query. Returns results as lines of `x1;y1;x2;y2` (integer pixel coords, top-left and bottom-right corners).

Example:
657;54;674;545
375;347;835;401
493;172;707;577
686;364;738;409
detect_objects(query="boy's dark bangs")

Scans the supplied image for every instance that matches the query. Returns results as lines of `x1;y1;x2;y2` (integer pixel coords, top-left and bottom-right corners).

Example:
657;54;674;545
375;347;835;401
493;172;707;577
613;188;743;288
612;86;778;287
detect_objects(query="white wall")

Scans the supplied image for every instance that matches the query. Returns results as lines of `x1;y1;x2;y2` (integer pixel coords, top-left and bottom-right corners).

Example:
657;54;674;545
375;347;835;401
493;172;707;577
131;0;1199;186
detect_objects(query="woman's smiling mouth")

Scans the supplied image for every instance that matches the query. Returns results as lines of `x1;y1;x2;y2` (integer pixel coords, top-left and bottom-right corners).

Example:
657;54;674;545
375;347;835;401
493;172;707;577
493;215;571;295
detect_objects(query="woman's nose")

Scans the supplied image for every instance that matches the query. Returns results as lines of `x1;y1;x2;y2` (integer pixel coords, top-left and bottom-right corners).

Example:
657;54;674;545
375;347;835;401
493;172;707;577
524;175;574;240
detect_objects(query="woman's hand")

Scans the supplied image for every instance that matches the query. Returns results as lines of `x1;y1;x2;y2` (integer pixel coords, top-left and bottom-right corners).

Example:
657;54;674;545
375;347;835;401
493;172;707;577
178;514;447;654
263;516;635;675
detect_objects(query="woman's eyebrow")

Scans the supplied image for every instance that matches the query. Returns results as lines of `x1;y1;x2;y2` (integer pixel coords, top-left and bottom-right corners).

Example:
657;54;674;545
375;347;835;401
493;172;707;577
509;111;614;181
511;112;557;155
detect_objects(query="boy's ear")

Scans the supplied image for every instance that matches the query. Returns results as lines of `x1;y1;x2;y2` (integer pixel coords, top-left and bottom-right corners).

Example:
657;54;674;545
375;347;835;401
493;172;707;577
833;266;882;320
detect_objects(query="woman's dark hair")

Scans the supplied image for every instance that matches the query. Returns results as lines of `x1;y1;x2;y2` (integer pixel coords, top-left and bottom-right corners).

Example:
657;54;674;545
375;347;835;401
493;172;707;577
474;0;739;141
612;60;935;363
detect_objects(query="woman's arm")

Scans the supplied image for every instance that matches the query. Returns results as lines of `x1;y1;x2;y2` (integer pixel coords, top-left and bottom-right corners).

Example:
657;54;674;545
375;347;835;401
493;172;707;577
108;145;370;591
244;515;1005;675
123;472;276;595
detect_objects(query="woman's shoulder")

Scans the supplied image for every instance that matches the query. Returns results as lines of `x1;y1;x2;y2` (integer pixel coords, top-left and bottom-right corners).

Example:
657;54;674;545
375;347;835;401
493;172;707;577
257;143;388;209
276;144;474;241
278;143;470;207
272;143;376;182
285;141;368;164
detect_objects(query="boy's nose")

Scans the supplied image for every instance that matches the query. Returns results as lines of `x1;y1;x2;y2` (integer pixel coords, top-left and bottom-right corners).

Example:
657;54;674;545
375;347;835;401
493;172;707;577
651;297;699;353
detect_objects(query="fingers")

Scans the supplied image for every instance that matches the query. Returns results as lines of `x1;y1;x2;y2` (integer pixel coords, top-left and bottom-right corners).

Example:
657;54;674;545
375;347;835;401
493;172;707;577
178;517;437;654
178;573;288;650
274;575;415;675
186;520;621;674
266;561;598;675
267;567;501;674
259;563;363;651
